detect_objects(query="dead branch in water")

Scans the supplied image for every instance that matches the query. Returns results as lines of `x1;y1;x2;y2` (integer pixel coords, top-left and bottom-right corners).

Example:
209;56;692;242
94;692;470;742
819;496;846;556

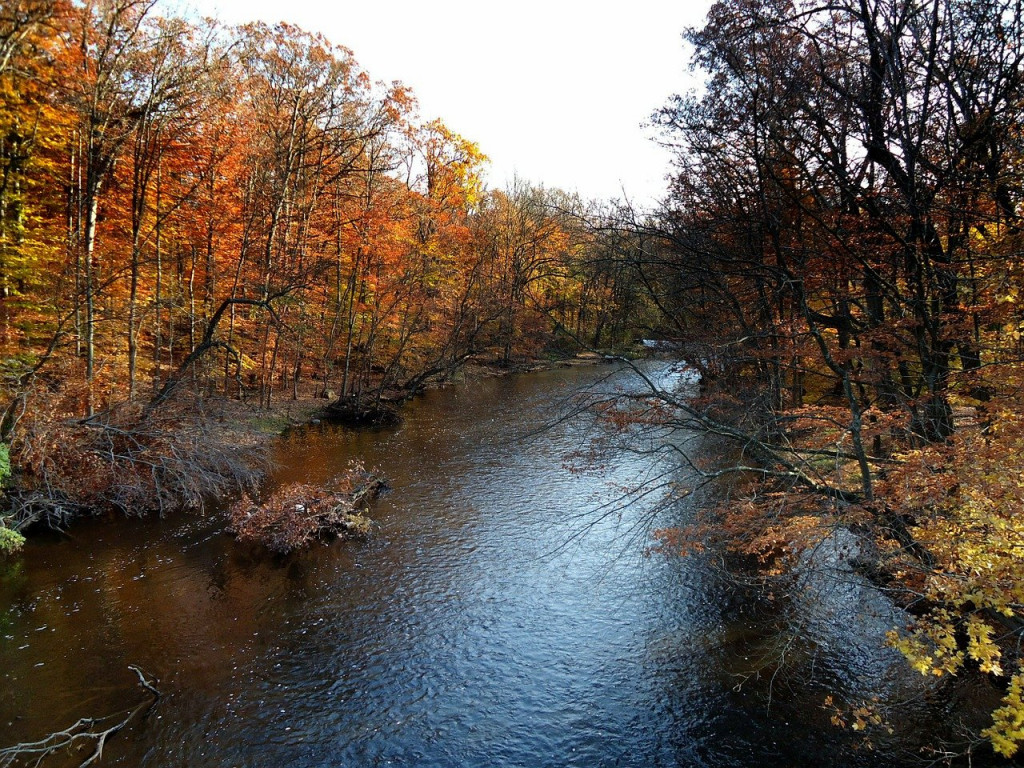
0;665;160;768
228;462;386;554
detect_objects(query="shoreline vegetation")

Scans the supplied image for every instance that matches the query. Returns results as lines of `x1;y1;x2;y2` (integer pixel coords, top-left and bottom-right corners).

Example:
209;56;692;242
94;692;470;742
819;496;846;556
0;2;654;559
0;350;614;555
222;350;614;443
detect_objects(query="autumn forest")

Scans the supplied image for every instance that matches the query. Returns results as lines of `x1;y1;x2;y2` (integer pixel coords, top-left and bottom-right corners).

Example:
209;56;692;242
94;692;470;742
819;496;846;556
0;0;654;531
4;0;1024;763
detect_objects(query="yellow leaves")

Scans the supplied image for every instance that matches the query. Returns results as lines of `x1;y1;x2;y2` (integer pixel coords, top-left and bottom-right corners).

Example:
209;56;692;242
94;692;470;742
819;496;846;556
966;617;1003;676
890;602;1024;754
888;604;1003;679
850;705;883;731
982;672;1024;758
822;695;892;736
888;629;940;676
881;405;1024;743
994;279;1020;309
419;119;489;212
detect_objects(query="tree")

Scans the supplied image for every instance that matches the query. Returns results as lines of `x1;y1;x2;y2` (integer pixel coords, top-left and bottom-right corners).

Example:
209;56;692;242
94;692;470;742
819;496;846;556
0;0;60;76
617;0;1024;757
476;181;578;365
62;0;164;414
0;4;608;534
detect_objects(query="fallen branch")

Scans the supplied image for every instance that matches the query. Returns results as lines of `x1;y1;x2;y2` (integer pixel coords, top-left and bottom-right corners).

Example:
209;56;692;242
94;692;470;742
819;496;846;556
228;463;386;554
0;665;160;768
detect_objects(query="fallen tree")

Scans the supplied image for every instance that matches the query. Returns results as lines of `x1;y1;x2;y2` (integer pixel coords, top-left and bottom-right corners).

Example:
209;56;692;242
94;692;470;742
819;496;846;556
227;462;385;554
3;379;268;534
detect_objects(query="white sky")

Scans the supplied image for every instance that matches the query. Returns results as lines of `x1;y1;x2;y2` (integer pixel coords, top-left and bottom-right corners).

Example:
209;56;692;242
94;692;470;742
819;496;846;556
193;0;712;206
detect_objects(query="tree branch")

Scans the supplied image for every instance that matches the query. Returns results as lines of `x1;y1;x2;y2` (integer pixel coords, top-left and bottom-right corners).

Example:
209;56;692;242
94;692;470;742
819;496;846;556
0;665;160;768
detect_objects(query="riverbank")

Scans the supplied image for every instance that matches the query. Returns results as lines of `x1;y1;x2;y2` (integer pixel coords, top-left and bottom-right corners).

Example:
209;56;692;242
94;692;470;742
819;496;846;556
214;351;615;447
0;351;618;549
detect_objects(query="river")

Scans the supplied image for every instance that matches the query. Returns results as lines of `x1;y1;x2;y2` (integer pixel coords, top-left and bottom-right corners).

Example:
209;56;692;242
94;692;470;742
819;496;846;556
0;362;968;766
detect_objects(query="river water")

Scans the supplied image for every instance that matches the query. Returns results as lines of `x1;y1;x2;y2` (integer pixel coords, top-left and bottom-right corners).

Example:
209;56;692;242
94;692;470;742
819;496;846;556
0;363;964;766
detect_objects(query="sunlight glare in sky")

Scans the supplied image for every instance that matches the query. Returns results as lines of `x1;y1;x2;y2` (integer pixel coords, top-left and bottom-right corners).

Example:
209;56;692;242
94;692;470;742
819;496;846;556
195;0;712;205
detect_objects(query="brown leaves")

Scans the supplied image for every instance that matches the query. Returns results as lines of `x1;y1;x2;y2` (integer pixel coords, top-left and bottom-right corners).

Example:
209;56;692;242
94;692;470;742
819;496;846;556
654;489;840;574
227;464;384;554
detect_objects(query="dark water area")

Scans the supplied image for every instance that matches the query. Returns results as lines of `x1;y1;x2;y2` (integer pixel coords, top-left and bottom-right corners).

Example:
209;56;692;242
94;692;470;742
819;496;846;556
0;363;980;766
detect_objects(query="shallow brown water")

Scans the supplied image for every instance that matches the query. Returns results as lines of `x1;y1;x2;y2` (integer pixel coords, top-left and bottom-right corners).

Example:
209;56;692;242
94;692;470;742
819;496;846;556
0;363;958;766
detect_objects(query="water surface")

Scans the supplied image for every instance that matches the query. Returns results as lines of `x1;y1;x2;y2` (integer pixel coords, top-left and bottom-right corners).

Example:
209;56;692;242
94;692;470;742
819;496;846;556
0;363;949;766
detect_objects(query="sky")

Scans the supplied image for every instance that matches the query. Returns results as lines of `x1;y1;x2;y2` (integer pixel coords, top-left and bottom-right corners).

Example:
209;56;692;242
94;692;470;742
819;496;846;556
191;0;712;207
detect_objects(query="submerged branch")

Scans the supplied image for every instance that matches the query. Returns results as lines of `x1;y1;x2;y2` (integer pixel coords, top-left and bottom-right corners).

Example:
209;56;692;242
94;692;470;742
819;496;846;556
0;666;160;768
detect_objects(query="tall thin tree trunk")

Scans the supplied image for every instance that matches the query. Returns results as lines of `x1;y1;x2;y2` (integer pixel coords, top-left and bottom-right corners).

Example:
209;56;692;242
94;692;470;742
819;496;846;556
83;189;99;416
154;161;162;385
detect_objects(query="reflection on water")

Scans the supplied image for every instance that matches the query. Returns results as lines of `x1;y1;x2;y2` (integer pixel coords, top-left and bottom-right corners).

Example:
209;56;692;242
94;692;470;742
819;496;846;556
0;363;949;766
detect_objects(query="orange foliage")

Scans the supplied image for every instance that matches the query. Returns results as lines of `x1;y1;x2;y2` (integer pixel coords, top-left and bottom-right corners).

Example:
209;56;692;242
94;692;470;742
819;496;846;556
0;3;645;540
